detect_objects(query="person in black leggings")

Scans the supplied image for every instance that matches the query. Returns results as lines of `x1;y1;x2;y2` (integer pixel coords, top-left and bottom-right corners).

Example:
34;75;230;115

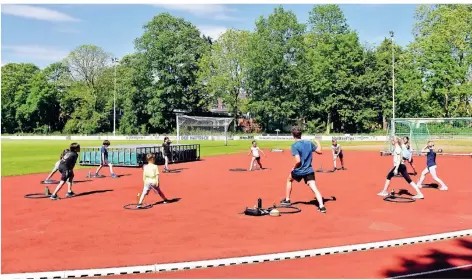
377;136;424;199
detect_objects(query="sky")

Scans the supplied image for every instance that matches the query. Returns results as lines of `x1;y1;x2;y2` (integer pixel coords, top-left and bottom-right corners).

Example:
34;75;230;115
1;4;419;68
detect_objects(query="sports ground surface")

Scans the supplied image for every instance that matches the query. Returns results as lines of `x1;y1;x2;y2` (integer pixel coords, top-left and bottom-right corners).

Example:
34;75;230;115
1;139;472;278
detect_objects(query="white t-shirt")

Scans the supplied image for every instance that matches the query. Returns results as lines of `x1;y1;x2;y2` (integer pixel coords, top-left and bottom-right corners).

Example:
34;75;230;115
393;146;402;167
401;144;411;160
332;144;341;154
251;147;260;157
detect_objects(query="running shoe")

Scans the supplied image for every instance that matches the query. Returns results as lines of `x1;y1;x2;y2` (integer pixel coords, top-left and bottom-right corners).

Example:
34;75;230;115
66;192;76;197
318;206;327;213
280;198;291;206
412;194;424;199
111;173;118;178
377;190;389;197
50;194;59;200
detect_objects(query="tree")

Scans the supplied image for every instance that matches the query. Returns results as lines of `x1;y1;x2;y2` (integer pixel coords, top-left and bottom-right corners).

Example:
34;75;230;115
306;4;372;133
411;4;472;117
63;45;111;89
246;6;306;131
1;63;40;133
116;53;154;134
198;29;251;131
15;63;70;133
135;13;211;132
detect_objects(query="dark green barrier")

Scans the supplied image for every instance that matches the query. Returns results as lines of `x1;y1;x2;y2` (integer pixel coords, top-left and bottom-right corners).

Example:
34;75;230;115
79;144;200;167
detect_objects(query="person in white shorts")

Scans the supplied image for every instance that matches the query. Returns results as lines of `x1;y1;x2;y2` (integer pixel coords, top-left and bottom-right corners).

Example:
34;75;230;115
416;141;448;191
248;141;266;171
44;149;69;183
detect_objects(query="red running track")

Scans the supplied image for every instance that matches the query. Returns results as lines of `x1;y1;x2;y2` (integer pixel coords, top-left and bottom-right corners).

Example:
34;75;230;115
99;237;472;279
2;151;472;274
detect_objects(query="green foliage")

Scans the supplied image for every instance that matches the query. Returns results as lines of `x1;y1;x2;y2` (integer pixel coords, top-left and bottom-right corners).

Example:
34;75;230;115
135;13;211;132
246;6;306;131
198;29;250;131
1;4;471;135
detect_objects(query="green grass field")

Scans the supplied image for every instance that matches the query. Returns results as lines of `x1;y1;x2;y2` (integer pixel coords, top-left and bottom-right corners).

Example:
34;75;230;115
1;139;470;176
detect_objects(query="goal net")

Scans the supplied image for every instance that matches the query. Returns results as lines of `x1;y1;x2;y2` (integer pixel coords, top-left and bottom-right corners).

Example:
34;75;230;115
176;115;234;146
382;118;472;156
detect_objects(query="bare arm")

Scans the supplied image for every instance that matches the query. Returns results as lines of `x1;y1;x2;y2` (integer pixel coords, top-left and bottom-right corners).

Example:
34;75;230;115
421;145;429;153
314;140;322;154
258;147;266;156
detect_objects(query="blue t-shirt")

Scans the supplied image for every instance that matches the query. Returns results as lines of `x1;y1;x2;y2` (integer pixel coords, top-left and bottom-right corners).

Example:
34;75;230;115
426;148;436;167
101;146;108;161
291;140;317;176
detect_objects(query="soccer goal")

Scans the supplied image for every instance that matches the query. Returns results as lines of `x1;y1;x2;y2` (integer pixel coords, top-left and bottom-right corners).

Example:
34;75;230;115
176;115;234;146
382;118;472;156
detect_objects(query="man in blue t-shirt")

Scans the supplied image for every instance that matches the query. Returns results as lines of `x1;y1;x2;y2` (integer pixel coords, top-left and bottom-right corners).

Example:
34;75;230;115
280;126;326;213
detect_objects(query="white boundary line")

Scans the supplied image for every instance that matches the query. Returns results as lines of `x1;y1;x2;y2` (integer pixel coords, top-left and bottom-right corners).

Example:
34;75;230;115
389;263;472;279
2;229;471;279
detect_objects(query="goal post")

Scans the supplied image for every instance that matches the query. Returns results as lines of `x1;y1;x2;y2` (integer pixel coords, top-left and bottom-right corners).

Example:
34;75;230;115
382;117;472;156
176;115;234;146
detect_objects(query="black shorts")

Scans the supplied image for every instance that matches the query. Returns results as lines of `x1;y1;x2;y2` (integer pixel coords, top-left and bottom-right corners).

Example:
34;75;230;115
402;157;413;163
255;156;261;161
386;164;412;184
59;169;74;182
291;171;315;184
336;151;344;159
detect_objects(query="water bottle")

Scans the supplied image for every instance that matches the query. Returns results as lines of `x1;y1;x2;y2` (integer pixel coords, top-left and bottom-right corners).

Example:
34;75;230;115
87;171;91;178
137;193;141;204
257;198;262;209
45;186;50;196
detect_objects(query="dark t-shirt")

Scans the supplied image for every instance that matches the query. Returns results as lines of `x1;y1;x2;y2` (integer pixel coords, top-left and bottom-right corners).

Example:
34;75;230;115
162;142;171;156
291;140;317;176
426;149;436;167
101;145;108;161
59;151;79;170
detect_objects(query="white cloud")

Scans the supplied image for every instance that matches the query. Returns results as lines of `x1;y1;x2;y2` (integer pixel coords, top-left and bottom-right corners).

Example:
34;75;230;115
2;5;80;22
198;25;228;40
2;45;69;62
154;4;241;21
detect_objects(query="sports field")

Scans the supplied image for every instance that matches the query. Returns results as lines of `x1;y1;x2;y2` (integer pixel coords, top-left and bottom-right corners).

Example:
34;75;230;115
2;139;470;176
1;140;472;279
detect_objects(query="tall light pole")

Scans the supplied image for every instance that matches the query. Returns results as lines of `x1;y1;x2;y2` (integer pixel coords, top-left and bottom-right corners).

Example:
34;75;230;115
112;57;119;136
390;31;395;136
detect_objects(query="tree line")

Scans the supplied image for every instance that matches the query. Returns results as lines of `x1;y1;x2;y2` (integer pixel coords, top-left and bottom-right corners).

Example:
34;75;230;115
2;4;471;135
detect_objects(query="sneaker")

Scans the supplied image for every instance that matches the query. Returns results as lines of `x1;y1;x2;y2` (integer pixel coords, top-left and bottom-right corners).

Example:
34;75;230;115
412;194;424;199
377;190;389;197
163;200;169;204
50;194;59;200
318;206;327;213
280;198;291;206
66;192;76;197
111;174;118;178
136;204;142;209
439;186;448;191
